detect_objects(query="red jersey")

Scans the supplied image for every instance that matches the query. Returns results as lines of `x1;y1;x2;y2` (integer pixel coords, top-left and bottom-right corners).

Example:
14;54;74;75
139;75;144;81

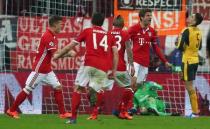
32;29;57;73
128;23;167;67
74;26;116;72
110;27;130;71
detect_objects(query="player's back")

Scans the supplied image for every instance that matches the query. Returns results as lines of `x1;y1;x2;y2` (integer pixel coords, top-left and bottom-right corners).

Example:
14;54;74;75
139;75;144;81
32;29;57;73
110;27;129;71
182;26;202;64
83;26;115;72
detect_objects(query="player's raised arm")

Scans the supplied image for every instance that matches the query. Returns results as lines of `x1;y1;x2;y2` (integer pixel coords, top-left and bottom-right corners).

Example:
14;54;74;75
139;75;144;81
53;40;78;60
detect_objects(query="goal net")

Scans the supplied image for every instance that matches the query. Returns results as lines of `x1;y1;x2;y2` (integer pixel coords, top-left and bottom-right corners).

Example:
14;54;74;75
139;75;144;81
0;0;209;116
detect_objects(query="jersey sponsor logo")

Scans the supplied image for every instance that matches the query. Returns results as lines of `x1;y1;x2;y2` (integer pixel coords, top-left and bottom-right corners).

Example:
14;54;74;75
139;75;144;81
138;38;152;46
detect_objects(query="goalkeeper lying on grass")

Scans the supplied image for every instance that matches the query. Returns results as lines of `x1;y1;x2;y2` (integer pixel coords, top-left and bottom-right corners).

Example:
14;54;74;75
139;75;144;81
130;81;177;116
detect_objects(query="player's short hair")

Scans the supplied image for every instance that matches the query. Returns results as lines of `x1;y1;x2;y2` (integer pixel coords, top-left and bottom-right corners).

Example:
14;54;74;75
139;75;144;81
113;15;124;28
49;16;62;27
194;13;203;26
139;8;152;19
91;12;105;26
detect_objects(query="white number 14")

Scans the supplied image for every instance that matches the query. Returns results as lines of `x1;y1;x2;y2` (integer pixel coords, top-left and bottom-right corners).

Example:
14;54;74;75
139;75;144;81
93;33;108;51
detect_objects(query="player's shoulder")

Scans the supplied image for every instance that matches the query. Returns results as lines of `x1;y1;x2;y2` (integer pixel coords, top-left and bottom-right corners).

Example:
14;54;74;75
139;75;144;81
148;26;156;32
147;26;157;36
81;27;91;33
195;27;202;34
128;23;139;31
181;27;189;33
41;30;54;41
121;29;130;37
130;23;139;28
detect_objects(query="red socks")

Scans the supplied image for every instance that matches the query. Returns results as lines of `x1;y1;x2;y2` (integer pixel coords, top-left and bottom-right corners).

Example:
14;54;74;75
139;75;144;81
71;92;81;119
96;92;104;107
54;89;65;114
10;90;28;112
119;88;134;112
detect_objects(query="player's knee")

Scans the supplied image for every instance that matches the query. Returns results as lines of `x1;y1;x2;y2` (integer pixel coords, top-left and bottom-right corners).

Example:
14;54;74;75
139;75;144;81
188;88;196;95
74;85;85;93
23;85;33;95
54;85;62;90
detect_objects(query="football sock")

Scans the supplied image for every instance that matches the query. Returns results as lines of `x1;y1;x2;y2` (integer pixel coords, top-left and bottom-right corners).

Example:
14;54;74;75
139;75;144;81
54;89;65;114
189;89;199;114
92;91;105;115
71;92;81;119
96;91;104;107
10;90;28;112
120;88;134;111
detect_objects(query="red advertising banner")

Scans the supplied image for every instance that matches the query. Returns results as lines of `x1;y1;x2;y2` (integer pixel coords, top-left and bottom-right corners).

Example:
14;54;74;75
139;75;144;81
10;17;113;71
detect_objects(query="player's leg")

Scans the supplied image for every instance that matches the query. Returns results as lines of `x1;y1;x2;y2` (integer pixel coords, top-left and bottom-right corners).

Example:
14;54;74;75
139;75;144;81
132;62;147;90
87;66;107;120
136;64;148;87
131;63;138;90
43;71;71;119
87;88;105;120
88;71;115;116
7;72;44;119
182;63;199;117
67;66;89;124
115;71;133;120
90;73;115;117
87;76;114;120
68;85;85;123
91;71;115;115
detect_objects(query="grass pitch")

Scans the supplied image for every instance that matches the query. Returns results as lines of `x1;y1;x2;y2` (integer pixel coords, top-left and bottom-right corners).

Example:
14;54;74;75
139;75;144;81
0;114;210;129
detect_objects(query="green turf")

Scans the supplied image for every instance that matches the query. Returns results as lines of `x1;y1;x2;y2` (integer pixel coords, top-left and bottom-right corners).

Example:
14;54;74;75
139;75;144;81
0;114;210;129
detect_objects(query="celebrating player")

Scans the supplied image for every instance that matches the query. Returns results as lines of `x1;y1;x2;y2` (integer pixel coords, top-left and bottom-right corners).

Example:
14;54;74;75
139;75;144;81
6;16;72;119
128;8;171;89
176;13;203;118
53;12;118;124
102;15;135;120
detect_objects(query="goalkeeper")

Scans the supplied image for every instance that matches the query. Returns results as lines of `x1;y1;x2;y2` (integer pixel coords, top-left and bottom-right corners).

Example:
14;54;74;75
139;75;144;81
131;81;171;116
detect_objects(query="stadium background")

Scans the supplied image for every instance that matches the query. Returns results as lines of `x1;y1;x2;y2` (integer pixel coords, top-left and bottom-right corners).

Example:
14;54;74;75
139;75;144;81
0;0;210;117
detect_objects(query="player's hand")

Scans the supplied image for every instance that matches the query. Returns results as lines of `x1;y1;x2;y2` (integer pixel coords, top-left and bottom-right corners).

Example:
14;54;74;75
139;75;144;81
108;71;116;80
165;62;172;68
